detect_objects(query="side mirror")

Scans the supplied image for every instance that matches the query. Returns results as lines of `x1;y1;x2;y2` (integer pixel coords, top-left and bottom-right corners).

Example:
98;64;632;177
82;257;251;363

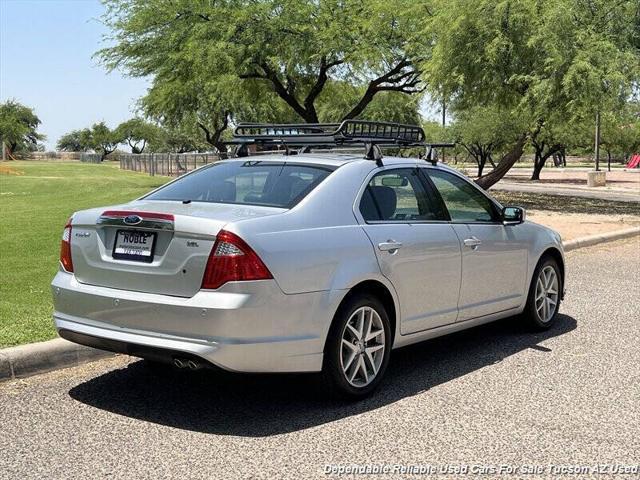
502;206;526;225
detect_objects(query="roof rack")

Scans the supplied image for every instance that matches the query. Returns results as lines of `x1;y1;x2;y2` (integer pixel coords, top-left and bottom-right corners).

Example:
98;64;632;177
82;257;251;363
227;120;452;165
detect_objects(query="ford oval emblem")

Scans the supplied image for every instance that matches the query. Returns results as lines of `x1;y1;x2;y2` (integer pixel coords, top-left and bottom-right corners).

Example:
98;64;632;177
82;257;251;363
123;215;142;225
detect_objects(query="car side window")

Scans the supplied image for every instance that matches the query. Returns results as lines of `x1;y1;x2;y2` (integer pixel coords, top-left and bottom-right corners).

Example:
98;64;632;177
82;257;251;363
360;168;444;222
427;169;498;222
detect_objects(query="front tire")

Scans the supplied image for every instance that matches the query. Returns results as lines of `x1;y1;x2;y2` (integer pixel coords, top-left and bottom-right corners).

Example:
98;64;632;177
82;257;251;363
522;256;562;330
322;294;392;399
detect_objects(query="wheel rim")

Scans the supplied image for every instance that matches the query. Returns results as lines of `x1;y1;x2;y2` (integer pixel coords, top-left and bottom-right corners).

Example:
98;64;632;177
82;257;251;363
340;306;386;388
535;265;559;323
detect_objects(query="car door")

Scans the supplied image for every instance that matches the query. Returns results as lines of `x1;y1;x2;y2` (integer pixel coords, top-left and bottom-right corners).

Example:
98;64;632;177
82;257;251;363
425;168;529;321
357;167;462;335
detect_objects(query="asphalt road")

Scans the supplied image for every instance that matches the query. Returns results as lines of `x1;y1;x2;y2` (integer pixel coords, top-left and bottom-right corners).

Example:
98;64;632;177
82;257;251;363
1;238;639;479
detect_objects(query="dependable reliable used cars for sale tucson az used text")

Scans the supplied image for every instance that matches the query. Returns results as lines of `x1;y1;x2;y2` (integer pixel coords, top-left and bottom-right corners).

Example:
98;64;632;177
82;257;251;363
52;121;565;398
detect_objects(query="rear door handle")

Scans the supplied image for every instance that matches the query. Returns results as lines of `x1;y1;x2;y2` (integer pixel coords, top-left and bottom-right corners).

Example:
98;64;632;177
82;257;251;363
378;240;403;253
463;236;482;249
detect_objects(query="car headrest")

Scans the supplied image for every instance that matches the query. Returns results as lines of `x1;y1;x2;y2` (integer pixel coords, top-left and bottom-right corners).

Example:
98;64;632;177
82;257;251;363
361;185;397;220
267;175;308;205
209;181;236;202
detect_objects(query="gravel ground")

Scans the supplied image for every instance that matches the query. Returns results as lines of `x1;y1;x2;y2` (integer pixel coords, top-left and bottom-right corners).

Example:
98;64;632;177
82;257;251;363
1;238;639;480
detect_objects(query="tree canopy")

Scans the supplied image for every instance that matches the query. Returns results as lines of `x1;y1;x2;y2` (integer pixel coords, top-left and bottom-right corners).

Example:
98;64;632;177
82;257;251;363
115;118;162;153
57;129;93;152
57;122;121;160
49;0;637;183
419;0;640;187
451;106;524;177
98;0;424;150
0;100;45;156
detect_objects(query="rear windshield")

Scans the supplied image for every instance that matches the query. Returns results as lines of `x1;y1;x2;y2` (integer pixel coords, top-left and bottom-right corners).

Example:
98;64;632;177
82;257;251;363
144;161;335;208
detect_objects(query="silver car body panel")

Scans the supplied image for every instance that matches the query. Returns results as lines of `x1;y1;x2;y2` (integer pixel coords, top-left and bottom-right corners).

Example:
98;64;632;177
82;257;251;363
53;154;565;372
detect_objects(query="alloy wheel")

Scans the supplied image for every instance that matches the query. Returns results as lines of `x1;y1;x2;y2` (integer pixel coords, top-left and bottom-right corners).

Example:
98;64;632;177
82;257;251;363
535;265;559;323
340;306;386;387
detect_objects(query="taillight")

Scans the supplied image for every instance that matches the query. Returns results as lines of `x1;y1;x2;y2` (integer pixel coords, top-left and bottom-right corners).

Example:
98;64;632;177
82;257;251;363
201;230;272;290
60;217;73;272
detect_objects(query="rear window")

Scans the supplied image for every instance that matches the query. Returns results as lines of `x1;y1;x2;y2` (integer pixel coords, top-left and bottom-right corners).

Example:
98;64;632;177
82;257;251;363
144;161;336;208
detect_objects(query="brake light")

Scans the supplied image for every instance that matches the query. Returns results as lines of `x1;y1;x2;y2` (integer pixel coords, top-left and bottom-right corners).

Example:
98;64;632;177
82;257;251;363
60;217;73;272
201;230;272;289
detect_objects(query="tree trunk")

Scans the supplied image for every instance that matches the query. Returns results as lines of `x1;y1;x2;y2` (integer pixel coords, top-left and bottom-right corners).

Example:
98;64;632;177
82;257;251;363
198;117;229;157
531;160;543;180
531;149;544;180
475;134;528;190
477;152;490;177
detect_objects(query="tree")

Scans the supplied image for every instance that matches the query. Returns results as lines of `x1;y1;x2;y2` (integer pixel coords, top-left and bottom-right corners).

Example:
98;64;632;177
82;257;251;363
600;111;640;168
147;118;210;153
98;0;424;146
115;118;161;153
57;129;93;152
419;0;640;189
451;106;523;177
528;116;575;180
59;123;121;160
89;122;121;160
0;100;45;156
316;84;423;125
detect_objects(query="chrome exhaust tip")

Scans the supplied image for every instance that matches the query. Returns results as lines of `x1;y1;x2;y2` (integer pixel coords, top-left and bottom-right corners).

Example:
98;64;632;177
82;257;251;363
173;358;186;369
186;360;199;370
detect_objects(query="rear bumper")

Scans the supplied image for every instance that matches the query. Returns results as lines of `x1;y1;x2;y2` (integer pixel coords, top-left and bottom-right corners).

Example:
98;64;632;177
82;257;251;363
52;272;344;372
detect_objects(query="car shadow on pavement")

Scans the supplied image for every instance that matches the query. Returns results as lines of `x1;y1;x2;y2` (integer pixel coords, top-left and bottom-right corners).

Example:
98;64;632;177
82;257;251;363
69;314;576;437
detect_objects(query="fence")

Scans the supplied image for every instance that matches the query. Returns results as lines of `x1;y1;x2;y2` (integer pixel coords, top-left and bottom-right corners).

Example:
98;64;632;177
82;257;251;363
31;151;83;161
79;153;104;163
117;153;221;176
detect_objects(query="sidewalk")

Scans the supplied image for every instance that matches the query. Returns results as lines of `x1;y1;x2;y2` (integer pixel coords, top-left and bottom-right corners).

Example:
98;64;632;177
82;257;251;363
493;168;640;203
529;211;640;241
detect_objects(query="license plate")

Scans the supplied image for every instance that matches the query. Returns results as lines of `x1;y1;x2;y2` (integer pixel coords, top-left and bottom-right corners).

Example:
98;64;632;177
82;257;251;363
113;230;156;263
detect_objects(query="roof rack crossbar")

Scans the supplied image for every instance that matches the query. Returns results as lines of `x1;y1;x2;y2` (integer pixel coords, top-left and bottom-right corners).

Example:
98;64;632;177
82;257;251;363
232;120;425;146
227;120;452;163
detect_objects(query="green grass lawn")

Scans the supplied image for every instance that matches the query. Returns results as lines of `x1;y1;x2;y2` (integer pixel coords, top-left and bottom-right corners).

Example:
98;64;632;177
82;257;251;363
0;161;169;348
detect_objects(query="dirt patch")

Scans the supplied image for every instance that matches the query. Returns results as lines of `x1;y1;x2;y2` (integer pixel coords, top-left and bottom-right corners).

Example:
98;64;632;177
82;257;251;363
502;168;640;191
0;164;24;176
492;190;640;216
528;211;640;241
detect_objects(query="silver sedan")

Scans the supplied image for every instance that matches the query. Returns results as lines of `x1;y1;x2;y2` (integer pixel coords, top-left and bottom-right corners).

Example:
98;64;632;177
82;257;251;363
52;154;565;397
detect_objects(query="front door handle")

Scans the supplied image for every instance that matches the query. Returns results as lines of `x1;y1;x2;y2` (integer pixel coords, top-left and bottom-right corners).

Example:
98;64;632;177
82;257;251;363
463;236;482;249
378;240;403;253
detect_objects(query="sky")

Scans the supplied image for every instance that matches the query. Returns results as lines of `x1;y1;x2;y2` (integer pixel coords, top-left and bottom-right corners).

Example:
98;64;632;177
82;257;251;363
0;0;150;150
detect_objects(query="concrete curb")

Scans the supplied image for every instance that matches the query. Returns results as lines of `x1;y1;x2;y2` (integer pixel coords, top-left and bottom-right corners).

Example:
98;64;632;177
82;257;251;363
1;226;639;383
0;338;114;382
563;226;640;252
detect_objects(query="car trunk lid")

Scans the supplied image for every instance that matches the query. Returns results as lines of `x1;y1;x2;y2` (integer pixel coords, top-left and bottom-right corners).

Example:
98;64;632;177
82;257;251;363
69;200;284;297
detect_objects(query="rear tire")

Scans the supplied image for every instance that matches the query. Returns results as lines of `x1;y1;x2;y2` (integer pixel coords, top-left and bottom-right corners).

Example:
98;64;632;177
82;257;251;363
322;294;392;399
522;256;562;331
